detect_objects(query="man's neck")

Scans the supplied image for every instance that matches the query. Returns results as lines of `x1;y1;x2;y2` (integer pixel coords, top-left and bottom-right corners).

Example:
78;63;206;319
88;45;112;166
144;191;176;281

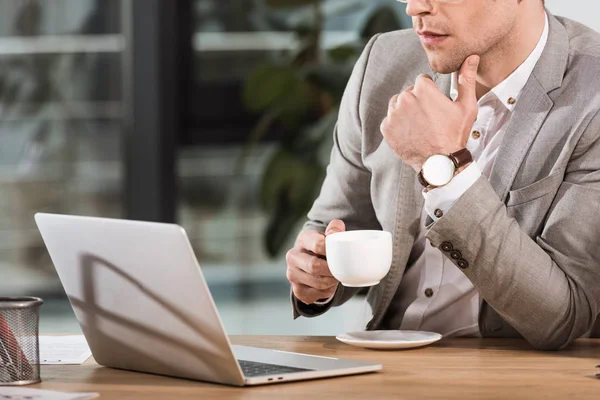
475;8;547;100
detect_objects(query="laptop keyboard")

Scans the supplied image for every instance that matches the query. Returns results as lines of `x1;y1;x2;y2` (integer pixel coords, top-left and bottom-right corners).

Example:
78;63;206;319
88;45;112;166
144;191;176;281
237;359;312;377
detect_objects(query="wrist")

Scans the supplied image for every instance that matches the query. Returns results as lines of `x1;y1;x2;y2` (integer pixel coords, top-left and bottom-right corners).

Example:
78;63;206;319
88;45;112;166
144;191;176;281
455;161;472;175
418;148;472;189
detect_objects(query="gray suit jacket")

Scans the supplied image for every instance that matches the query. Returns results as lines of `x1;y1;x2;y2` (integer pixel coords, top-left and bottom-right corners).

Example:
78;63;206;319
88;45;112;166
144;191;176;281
293;13;600;350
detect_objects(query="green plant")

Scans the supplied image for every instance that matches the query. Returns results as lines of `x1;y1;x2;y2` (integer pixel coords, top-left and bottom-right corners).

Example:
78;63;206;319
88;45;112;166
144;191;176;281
240;0;363;257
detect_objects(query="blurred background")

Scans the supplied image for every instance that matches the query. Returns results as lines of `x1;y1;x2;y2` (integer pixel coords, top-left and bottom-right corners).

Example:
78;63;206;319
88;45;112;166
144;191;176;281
0;0;594;336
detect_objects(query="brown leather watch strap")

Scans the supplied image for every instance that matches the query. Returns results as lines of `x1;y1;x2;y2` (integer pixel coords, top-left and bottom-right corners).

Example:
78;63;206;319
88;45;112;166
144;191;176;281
417;169;429;188
448;148;473;169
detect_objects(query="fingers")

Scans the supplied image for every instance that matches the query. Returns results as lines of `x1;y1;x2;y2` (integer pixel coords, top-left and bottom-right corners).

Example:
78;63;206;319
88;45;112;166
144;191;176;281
388;92;417;116
286;263;338;291
286;249;339;304
325;219;345;236
388;74;436;113
291;282;337;305
416;73;434;83
296;230;326;256
286;247;334;277
413;73;436;98
287;228;342;304
295;220;345;257
456;55;480;106
388;93;400;110
388;84;417;110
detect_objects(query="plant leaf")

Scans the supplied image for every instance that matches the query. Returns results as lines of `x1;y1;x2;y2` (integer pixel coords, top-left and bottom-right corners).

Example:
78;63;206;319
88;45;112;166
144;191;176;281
262;161;324;256
243;64;297;113
260;148;324;207
260;149;299;211
233;107;282;176
277;77;317;127
302;63;352;102
328;45;359;63
284;108;337;164
264;188;302;257
287;161;324;211
259;147;325;258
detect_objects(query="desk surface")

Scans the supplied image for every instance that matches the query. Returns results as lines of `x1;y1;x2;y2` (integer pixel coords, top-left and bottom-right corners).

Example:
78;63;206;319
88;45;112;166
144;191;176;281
35;336;599;399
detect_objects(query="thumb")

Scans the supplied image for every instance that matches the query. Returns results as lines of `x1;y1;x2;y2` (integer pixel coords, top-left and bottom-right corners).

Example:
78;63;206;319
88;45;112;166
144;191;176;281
325;219;346;236
456;55;480;106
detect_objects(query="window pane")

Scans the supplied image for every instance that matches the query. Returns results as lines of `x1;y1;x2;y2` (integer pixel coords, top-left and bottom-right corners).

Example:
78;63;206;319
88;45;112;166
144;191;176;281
0;0;124;324
182;0;409;334
187;0;410;144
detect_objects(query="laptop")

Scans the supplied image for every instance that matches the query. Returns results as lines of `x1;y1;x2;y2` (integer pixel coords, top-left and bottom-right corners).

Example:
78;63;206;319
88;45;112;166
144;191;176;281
34;213;382;386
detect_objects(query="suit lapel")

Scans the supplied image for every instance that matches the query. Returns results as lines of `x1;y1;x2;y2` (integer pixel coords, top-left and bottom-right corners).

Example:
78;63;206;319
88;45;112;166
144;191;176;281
488;82;553;202
489;13;569;202
433;13;569;203
367;160;424;330
428;75;554;204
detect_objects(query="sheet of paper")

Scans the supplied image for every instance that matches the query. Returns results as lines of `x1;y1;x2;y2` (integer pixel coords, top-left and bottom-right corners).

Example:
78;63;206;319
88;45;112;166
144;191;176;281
39;336;92;365
0;387;98;400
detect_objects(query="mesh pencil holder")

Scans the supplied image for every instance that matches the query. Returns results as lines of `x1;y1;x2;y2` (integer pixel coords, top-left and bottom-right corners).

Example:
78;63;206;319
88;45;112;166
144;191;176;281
0;297;43;385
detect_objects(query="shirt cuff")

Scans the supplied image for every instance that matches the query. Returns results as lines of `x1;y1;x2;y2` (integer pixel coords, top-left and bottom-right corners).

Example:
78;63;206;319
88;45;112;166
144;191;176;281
423;163;482;222
312;293;336;306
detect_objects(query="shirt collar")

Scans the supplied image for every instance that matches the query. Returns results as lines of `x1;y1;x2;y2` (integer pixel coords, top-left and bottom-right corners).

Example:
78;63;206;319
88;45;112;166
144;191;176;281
450;12;549;110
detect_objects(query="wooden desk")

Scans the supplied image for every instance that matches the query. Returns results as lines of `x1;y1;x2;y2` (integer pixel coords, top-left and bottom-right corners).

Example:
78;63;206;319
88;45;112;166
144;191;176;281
34;336;599;399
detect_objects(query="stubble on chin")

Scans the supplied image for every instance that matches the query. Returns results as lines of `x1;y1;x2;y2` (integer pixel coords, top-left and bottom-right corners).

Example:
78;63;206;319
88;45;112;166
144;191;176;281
425;50;466;75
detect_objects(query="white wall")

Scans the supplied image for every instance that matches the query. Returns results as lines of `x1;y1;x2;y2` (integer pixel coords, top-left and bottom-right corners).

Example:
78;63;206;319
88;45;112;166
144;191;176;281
546;0;600;32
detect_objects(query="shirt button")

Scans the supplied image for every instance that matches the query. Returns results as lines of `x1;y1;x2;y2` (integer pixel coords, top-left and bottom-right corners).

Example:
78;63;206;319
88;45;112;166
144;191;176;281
441;242;453;252
434;209;444;218
457;259;469;269
450;250;462;260
471;130;481;140
424;288;434;298
508;97;516;105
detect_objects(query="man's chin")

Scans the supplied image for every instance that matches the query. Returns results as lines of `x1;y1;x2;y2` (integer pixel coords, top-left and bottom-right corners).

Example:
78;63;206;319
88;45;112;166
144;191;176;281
426;54;462;75
428;59;458;75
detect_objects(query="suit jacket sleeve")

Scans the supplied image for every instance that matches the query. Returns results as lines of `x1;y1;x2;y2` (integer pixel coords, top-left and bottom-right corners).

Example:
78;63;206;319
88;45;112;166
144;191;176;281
292;34;384;319
426;110;600;350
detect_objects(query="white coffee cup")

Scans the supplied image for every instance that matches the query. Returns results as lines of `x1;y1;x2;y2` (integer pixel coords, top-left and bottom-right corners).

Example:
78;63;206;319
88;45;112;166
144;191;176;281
325;230;393;287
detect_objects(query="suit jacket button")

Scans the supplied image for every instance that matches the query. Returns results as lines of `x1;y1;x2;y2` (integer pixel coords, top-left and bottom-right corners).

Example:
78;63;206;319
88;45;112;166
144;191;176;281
450;250;462;260
441;242;453;252
457;259;469;269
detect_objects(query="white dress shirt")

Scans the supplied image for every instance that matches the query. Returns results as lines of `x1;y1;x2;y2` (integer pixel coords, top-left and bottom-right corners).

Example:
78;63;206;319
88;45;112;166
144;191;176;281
389;13;549;337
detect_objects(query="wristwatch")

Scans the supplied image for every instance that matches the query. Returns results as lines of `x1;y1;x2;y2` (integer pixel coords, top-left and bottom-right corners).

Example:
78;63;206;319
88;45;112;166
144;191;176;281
418;148;473;189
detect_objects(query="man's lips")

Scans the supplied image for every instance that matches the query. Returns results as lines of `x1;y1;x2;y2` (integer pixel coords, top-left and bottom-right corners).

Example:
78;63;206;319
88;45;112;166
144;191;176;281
417;31;449;45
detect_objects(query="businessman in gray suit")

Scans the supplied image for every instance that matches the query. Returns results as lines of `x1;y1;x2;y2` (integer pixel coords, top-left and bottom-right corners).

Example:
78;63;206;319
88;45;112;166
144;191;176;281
285;0;600;350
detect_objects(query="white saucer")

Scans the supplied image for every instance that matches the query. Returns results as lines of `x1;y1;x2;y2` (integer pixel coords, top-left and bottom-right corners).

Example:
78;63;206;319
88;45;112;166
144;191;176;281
336;330;442;350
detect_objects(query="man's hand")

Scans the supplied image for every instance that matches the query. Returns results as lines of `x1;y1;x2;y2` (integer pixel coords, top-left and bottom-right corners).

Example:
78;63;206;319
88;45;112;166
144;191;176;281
380;55;480;172
286;220;345;305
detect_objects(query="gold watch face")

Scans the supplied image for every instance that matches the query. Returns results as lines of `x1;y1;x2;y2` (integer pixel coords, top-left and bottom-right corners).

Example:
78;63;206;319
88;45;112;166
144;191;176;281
422;155;455;186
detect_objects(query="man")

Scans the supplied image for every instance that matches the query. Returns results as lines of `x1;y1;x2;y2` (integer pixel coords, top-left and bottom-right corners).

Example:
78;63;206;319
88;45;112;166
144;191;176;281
285;0;600;350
